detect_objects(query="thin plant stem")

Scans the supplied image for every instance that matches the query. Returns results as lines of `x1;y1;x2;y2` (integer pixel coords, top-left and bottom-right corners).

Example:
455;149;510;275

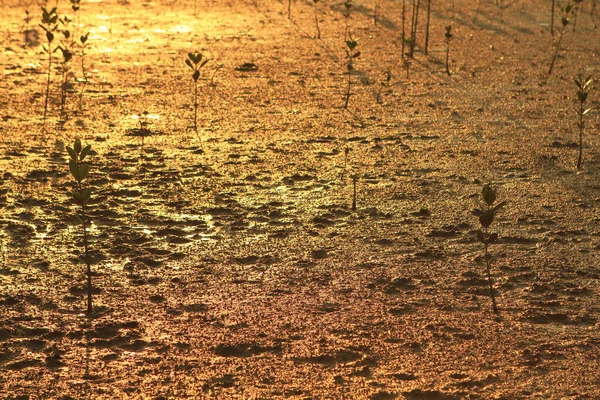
194;80;198;136
548;30;564;75
424;0;431;54
344;71;351;109
314;1;321;39
43;48;52;131
577;98;584;169
401;0;406;58
445;41;450;75
483;227;498;314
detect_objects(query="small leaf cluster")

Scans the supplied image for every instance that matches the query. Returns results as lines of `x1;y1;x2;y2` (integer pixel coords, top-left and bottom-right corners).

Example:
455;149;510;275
473;184;505;246
344;0;352;15
575;75;593;111
445;25;453;42
67;139;92;206
186;52;209;82
40;7;59;46
71;0;81;13
562;4;573;28
345;35;360;71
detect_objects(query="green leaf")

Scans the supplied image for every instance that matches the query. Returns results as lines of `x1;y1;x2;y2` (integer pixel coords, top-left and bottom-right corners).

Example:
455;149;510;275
200;59;210;68
491;200;506;213
353;51;361;58
78;164;89;181
80;145;91;161
488;233;498;244
476;229;485;244
66;146;77;161
69;159;80;181
74;139;82;154
185;59;193;69
479;211;494;229
81;187;92;204
193;70;200;81
472;209;483;217
73;189;82;203
482;184;496;206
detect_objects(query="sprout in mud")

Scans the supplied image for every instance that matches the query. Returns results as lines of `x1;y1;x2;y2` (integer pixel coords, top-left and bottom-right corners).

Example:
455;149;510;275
574;74;593;170
548;3;574;75
78;32;90;112
40;6;59;130
343;34;360;109
185;52;209;137
473;184;506;314
67;139;94;317
444;25;453;76
377;70;392;104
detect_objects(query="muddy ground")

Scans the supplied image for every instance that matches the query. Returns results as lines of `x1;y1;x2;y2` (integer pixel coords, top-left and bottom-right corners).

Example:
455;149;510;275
1;0;600;398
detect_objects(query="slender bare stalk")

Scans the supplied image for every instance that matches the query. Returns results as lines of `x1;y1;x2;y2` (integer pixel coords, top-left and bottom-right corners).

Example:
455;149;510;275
424;0;431;54
314;0;321;39
401;0;406;58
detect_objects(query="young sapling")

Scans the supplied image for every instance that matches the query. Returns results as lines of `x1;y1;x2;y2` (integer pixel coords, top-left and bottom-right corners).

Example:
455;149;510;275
574;75;593;170
548;4;573;75
444;25;452;75
78;33;89;112
473;184;506;314
344;0;352;40
351;176;358;211
343;34;360;109
185;52;209;137
424;0;432;54
67;139;94;316
408;0;421;58
401;0;406;58
313;0;321;39
376;70;392;103
40;7;59;130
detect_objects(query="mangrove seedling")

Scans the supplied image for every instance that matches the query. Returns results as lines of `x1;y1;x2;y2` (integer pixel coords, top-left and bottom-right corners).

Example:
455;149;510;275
351;175;358;211
67;139;94;316
376;70;392;103
78;32;89;112
549;3;573;75
40;6;59;130
344;0;352;40
424;0;432;54
444;25;453;75
401;0;406;58
185;52;209;136
575;74;593;170
473;184;505;314
343;34;360;109
58;45;73;120
313;0;321;39
24;9;33;46
408;0;421;58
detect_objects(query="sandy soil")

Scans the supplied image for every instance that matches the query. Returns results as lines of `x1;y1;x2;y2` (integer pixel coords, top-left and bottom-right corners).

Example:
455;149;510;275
1;0;600;398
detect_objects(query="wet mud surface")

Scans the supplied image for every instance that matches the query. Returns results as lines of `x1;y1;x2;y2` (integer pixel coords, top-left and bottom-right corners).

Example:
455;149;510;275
1;0;600;398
